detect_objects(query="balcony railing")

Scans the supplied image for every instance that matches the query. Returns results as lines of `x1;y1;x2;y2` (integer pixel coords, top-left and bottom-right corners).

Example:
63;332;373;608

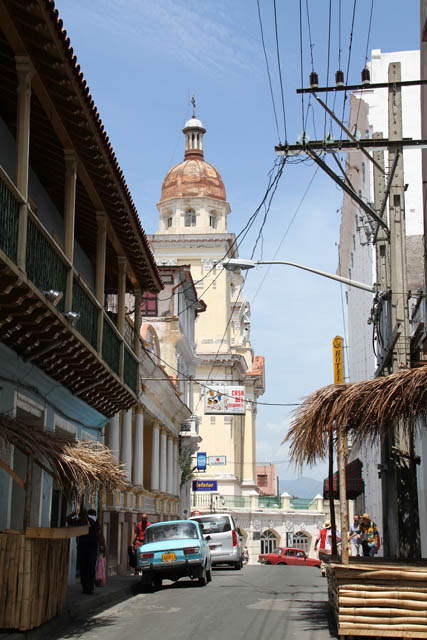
26;216;68;312
72;278;99;349
258;496;281;508
102;315;121;376
124;346;138;394
0;166;140;398
0;171;20;262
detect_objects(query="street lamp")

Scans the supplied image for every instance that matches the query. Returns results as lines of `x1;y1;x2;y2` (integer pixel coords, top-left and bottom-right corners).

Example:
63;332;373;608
222;258;377;293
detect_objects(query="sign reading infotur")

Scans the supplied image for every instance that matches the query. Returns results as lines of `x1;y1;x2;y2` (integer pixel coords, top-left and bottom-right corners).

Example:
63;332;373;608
208;456;226;466
204;386;245;415
192;480;218;492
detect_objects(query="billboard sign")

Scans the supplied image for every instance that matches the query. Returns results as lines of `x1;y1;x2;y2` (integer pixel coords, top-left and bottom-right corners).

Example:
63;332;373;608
204;386;245;415
208;456;226;466
332;336;344;384
197;452;207;471
192;480;217;492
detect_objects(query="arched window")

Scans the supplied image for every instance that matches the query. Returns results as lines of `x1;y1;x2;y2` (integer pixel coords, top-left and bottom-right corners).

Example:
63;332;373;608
209;211;218;229
260;529;278;554
293;531;309;553
185;209;196;227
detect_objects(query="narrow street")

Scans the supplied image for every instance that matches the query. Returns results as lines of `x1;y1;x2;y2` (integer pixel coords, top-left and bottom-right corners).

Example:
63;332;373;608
50;566;336;640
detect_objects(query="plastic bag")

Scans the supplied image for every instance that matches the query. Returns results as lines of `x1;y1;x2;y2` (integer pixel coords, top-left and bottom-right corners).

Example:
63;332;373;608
95;554;106;587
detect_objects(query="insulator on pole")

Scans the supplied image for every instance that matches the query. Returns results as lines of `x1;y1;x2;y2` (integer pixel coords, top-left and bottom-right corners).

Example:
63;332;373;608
361;67;371;86
309;71;319;88
335;70;344;87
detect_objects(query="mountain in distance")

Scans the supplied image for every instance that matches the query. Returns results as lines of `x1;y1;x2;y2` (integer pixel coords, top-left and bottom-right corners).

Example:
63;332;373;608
279;476;323;499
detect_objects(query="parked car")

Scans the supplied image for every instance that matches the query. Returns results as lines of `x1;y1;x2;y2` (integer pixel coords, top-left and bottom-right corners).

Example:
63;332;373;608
258;547;321;568
137;520;212;589
189;513;243;569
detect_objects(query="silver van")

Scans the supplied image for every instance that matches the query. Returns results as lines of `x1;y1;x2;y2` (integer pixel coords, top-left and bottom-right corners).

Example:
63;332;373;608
189;513;243;569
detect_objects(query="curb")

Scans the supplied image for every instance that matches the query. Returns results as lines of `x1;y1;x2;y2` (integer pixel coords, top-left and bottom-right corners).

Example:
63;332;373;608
0;583;137;640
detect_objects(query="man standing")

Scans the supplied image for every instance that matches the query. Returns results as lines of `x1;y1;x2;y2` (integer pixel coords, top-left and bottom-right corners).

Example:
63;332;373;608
350;512;380;557
77;508;104;595
350;514;361;556
314;520;332;554
132;513;151;574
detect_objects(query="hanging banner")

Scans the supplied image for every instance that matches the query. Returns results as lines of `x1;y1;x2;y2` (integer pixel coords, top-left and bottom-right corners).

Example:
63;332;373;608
332;336;344;384
204;386;245;415
208;456;226;466
197;452;207;471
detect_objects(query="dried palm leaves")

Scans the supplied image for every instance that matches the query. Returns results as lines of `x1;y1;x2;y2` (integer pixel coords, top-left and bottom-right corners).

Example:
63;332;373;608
0;415;126;499
284;365;427;468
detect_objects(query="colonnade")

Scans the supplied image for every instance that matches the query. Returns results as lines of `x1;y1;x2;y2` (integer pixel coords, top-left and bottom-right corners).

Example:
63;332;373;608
107;407;179;496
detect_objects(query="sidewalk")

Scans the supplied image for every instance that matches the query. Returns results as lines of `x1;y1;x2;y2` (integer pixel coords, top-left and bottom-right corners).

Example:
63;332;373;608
1;573;141;640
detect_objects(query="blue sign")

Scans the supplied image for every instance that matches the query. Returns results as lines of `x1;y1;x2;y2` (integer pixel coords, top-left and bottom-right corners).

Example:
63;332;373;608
197;452;207;471
192;480;217;492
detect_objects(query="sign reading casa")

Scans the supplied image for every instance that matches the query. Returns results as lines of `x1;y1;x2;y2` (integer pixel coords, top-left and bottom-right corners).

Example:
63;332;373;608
204;386;245;415
192;480;218;492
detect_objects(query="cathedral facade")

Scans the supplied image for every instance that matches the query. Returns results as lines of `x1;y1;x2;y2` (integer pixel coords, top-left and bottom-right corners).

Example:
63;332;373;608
148;112;265;502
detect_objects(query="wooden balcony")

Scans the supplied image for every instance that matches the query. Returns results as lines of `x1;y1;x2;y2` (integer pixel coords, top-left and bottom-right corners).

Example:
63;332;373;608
0;167;139;415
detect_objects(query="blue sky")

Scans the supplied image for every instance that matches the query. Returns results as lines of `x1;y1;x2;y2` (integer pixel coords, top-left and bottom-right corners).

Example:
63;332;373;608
55;0;419;483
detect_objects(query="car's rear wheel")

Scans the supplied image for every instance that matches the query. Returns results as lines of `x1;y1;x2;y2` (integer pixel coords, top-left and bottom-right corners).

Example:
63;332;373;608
277;562;286;565
198;565;208;586
206;567;212;583
153;576;162;590
234;558;242;570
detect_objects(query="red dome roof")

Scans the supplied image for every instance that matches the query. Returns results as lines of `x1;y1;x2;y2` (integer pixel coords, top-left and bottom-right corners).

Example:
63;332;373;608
160;155;226;203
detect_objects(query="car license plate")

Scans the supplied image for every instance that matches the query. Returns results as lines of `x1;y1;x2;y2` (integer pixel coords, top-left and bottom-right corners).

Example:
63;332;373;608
162;552;176;562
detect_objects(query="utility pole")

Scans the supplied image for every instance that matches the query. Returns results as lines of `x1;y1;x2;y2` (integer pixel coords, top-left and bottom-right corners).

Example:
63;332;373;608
385;63;420;559
275;67;426;560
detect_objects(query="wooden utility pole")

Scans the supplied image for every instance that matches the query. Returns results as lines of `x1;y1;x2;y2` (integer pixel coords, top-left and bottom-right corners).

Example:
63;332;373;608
333;336;349;564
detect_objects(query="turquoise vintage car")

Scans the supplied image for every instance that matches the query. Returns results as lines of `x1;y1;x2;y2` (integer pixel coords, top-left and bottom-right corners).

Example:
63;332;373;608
137;520;212;590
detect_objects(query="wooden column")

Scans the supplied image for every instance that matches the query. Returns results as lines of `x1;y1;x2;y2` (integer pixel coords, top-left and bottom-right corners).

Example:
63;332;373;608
337;429;349;564
117;256;127;378
63;150;77;312
15;56;33;272
96;211;107;353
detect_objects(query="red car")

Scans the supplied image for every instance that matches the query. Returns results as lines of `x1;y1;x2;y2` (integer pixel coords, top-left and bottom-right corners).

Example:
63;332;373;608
258;547;321;568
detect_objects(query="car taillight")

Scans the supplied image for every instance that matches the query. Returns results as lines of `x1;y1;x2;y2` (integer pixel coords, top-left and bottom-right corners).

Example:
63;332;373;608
184;547;199;555
142;552;154;559
232;529;237;547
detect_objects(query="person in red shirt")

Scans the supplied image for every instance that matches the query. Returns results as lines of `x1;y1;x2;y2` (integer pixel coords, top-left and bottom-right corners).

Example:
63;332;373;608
132;513;151;575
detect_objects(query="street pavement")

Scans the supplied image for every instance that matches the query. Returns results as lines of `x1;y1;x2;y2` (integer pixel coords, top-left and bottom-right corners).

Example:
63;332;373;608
43;565;337;640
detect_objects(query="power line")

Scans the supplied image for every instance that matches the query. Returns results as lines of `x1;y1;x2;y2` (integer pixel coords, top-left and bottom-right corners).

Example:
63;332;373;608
340;0;358;139
250;167;319;306
256;0;281;143
299;0;305;133
273;0;288;143
142;344;300;408
305;0;315;73
323;0;332;139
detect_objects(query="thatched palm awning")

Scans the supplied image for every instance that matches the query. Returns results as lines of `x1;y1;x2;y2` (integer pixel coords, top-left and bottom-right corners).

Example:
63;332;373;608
284;365;427;468
0;415;126;499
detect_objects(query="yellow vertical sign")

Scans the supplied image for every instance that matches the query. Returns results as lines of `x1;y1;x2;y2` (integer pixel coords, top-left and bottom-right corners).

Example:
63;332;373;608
332;336;344;384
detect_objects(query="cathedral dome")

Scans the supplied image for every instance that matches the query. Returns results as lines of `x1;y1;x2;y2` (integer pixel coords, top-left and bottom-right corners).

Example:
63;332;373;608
159;113;226;203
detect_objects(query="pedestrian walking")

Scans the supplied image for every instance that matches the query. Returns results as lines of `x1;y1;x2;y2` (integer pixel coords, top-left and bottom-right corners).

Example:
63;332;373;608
350;512;380;557
350;514;361;556
76;508;105;595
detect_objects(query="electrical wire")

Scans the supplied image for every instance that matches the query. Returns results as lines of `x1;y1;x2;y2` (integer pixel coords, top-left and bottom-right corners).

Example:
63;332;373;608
251;167;319;306
323;0;332;139
305;0;315;74
355;0;375;134
256;0;281;143
142;345;299;408
273;0;288;143
340;0;357;140
298;0;305;134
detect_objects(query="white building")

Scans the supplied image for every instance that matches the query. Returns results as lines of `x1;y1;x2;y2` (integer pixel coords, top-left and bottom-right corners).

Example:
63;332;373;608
338;49;425;551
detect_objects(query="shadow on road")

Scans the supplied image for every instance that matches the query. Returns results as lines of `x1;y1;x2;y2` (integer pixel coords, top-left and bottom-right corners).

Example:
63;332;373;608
289;601;338;638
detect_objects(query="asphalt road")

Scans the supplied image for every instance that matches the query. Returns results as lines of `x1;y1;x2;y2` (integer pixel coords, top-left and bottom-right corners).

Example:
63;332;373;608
53;565;337;640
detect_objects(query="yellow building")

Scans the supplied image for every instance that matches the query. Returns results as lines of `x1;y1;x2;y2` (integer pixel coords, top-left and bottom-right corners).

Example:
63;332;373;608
149;111;265;501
